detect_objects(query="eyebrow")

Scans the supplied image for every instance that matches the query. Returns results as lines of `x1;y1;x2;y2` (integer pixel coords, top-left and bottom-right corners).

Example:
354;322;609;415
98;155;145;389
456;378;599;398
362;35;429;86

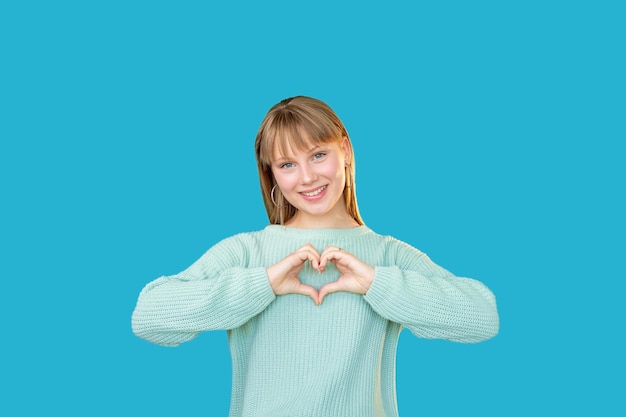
273;146;322;164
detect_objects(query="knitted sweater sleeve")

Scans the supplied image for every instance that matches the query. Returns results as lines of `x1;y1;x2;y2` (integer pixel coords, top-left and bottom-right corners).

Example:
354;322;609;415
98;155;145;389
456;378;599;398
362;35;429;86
131;234;276;347
363;238;499;343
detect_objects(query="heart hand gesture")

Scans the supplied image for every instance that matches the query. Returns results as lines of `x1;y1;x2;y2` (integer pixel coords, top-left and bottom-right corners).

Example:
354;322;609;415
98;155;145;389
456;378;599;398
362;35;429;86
266;244;375;306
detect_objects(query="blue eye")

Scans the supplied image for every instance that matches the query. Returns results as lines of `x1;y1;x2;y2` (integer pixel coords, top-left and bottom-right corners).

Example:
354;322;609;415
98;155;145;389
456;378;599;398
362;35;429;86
313;152;326;160
281;162;294;169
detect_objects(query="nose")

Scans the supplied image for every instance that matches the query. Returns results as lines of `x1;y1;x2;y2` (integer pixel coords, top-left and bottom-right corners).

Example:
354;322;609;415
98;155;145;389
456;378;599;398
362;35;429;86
299;164;317;184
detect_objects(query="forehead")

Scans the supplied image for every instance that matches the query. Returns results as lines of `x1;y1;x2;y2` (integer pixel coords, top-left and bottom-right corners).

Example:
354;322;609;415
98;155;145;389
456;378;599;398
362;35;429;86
271;134;337;161
272;139;314;160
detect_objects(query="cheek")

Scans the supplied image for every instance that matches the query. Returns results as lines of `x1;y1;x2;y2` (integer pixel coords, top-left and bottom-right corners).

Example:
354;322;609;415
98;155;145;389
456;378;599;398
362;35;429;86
272;170;296;189
324;160;344;179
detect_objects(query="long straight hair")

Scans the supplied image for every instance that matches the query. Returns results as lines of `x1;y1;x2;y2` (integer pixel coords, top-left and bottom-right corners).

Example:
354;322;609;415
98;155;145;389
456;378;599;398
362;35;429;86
254;96;363;225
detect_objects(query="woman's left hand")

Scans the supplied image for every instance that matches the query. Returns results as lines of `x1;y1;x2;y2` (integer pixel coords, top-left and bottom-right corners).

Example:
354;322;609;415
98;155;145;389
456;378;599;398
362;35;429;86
317;246;375;305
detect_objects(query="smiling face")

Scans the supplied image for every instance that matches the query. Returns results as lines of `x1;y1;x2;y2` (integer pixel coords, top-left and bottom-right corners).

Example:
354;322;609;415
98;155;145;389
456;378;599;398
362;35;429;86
255;96;363;227
271;138;355;228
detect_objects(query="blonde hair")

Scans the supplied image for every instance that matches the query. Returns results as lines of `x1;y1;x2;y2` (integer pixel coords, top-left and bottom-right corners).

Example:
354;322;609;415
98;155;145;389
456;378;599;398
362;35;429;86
254;96;363;225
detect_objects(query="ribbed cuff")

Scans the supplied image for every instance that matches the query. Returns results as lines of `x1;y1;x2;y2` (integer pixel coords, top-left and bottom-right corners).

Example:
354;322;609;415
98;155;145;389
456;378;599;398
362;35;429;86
242;267;277;312
363;266;399;310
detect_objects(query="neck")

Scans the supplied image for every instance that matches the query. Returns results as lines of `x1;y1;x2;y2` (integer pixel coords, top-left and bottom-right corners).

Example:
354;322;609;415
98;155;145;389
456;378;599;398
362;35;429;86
284;211;360;229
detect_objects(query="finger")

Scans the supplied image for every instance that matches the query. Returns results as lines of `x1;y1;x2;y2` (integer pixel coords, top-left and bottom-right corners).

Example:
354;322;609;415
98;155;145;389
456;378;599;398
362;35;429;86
321;246;347;258
321;245;343;254
295;283;320;305
291;249;318;270
319;246;347;271
318;247;336;270
318;281;343;305
296;243;321;256
295;244;321;270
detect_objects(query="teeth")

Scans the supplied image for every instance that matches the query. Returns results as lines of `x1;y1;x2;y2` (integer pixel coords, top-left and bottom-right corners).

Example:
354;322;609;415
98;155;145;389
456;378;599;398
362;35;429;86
302;185;326;197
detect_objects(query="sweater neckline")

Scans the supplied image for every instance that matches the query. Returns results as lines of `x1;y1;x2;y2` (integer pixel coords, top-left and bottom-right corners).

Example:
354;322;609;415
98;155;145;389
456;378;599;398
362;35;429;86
264;224;372;239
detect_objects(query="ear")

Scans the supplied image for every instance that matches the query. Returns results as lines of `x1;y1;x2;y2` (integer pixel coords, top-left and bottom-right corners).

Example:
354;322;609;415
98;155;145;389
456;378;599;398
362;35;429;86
342;136;352;166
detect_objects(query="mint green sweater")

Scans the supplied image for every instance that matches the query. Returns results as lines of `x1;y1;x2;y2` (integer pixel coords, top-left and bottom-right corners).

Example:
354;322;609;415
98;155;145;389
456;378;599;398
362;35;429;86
132;225;499;417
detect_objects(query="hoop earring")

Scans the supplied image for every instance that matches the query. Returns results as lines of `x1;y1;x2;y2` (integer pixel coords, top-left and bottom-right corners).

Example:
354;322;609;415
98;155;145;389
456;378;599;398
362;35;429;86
271;185;287;208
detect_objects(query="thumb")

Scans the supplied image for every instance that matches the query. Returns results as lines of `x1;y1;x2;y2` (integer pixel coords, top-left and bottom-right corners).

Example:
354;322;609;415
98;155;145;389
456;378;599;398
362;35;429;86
294;283;320;305
318;281;343;305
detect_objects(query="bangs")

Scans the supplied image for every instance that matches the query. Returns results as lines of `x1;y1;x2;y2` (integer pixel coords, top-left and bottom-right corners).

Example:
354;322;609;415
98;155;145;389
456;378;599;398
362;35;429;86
258;106;343;166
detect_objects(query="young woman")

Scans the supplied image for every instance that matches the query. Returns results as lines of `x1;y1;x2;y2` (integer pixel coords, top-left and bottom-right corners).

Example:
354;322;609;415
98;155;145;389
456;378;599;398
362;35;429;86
131;96;499;417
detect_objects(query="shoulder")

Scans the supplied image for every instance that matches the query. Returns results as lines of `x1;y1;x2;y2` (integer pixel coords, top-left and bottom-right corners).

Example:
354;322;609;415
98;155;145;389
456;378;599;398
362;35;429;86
212;228;269;250
363;227;428;262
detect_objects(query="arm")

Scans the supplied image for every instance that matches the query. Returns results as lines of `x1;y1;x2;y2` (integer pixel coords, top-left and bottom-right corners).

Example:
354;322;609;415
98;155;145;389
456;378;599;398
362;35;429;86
363;239;499;343
131;234;276;347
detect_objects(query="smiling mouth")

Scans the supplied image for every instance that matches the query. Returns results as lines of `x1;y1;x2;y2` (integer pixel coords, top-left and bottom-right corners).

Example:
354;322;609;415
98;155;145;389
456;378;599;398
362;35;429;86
300;185;327;197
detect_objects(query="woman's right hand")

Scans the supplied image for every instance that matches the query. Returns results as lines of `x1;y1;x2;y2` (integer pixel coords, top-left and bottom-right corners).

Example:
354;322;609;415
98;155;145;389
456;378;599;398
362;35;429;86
266;243;321;305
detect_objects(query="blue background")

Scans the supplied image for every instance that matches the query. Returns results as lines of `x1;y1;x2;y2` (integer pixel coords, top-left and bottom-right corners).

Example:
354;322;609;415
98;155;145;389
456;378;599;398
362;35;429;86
1;1;623;415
